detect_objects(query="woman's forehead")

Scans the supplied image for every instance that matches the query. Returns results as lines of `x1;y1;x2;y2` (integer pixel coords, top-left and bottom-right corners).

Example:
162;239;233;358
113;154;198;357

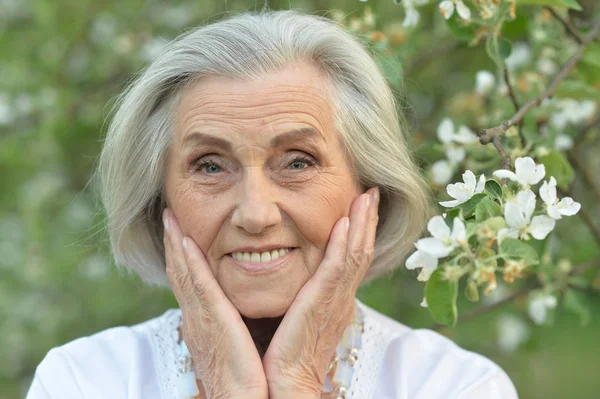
174;64;335;146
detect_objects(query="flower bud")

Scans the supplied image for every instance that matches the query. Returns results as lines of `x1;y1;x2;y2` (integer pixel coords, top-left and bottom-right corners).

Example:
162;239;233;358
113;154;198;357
465;279;480;302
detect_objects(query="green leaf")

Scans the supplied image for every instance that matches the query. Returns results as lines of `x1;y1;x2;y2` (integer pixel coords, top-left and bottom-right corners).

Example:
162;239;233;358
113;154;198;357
465;279;480;302
485;179;503;199
500;238;540;266
486;36;512;67
516;0;582;11
458;193;487;218
425;268;458;326
563;289;591;326
554;80;600;101
538;151;575;190
475;197;502;222
445;12;476;43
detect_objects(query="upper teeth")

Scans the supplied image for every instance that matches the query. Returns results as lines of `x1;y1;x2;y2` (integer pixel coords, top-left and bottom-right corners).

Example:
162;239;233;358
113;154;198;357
231;248;292;263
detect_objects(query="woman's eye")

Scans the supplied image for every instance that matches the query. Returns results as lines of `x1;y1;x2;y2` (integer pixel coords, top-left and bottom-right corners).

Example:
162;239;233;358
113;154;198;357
195;161;222;174
288;156;315;170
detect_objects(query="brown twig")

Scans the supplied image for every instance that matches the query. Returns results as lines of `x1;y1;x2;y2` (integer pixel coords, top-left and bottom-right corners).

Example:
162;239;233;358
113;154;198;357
545;7;585;44
502;62;526;148
479;18;600;145
492;136;512;170
431;261;600;331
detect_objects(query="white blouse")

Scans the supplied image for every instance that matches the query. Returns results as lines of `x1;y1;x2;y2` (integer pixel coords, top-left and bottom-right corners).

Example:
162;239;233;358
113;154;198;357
26;299;518;398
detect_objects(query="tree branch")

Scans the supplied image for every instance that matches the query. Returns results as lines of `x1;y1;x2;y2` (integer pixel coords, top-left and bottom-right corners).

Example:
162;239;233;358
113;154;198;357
545;7;585;44
431;260;600;331
479;18;600;145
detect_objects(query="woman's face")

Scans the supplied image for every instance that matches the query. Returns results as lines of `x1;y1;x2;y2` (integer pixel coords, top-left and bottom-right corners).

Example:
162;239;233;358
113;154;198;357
164;63;362;318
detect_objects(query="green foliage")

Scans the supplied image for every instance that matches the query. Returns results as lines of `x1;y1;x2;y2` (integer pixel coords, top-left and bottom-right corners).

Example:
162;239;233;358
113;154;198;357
500;238;540;266
538;151;575;190
425;268;458;326
517;0;583;11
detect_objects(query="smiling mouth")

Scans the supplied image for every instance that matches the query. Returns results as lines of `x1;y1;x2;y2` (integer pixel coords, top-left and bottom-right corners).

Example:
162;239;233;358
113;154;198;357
228;247;296;264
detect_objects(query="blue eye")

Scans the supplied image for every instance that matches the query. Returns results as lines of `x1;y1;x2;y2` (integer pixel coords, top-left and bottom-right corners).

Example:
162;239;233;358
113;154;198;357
195;161;222;174
289;156;315;170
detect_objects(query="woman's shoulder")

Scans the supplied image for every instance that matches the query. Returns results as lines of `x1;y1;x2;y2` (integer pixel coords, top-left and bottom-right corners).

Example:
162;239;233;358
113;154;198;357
356;299;518;398
26;308;180;398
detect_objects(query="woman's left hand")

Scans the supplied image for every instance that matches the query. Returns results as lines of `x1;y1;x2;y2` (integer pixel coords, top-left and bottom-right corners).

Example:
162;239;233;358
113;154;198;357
263;187;380;399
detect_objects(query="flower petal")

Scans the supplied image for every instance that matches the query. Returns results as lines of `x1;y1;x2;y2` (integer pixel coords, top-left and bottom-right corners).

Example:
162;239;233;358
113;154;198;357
415;237;454;258
498;227;519;245
462;170;476;191
475;174;486;194
546;204;562;220
451;217;466;243
446;182;472;201
515;157;536;187
454;125;479;144
528;215;555;240
493;169;517;181
504;202;528;229
437;117;455;143
439;0;454;20
515;189;536;221
539;177;556;205
402;6;421;28
531;163;546;185
405;250;438;281
445;145;466;164
439;199;462;208
456;0;471;19
556;197;581;216
427;215;451;240
431;160;454;185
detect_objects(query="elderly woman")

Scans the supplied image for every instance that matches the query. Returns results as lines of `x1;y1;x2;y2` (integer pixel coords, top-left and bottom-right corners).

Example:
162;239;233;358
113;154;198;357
27;10;517;399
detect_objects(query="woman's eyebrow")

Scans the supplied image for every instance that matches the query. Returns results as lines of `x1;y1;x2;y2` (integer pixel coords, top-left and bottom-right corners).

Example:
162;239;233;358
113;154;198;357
182;127;325;150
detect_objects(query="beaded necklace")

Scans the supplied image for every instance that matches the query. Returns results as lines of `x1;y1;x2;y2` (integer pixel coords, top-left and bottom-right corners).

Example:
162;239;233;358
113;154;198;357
176;304;364;399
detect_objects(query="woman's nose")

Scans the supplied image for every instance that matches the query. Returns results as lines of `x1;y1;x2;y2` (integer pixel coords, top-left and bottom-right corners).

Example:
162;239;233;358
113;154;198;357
231;169;282;234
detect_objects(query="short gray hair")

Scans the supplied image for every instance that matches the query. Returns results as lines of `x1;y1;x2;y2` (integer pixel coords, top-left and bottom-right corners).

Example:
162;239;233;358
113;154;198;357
94;9;432;287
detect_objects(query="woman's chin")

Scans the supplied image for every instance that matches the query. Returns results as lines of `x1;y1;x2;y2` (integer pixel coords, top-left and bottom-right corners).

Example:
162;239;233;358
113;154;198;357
230;293;295;319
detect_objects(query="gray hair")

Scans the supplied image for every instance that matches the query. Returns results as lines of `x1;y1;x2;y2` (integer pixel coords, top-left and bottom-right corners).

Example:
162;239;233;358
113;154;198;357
94;9;432;287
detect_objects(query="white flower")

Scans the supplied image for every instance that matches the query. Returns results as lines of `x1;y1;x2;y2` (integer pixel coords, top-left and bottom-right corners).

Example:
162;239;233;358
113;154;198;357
536;58;557;75
554;134;573;151
439;0;471;20
493;157;546;189
439;170;486;208
528;294;557;325
431;160;455;186
420;297;428;308
437;118;478;164
475;70;496;95
550;99;597;130
539;176;581;220
406;216;466;281
403;5;420;27
505;42;532;71
497;314;530;353
500;189;555;240
406;250;438;281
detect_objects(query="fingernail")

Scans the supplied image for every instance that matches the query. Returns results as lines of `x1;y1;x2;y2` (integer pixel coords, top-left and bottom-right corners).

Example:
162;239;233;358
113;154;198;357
372;187;380;206
163;208;170;232
365;192;371;208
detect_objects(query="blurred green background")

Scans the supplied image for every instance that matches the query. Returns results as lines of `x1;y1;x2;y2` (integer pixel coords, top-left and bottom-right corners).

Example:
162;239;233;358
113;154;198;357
1;0;599;398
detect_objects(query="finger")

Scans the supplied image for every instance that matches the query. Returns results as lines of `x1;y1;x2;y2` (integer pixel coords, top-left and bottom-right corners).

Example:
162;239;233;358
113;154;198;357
316;216;350;279
163;208;195;302
345;190;373;272
360;187;380;277
181;234;222;301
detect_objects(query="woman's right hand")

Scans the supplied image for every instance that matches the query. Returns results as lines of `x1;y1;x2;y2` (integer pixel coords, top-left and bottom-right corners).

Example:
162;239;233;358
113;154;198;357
163;208;268;399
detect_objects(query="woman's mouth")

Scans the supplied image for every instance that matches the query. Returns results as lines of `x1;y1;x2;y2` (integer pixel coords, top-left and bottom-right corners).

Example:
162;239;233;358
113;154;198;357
227;247;296;274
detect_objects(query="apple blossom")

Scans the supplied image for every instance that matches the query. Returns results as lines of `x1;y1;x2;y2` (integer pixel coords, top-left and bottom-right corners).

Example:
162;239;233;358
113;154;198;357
539;176;581;220
475;70;496;95
431;159;455;186
528;294;557;325
439;0;471;20
406;216;466;281
500;189;555;240
493;157;546;189
554;134;574;151
439;170;485;207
